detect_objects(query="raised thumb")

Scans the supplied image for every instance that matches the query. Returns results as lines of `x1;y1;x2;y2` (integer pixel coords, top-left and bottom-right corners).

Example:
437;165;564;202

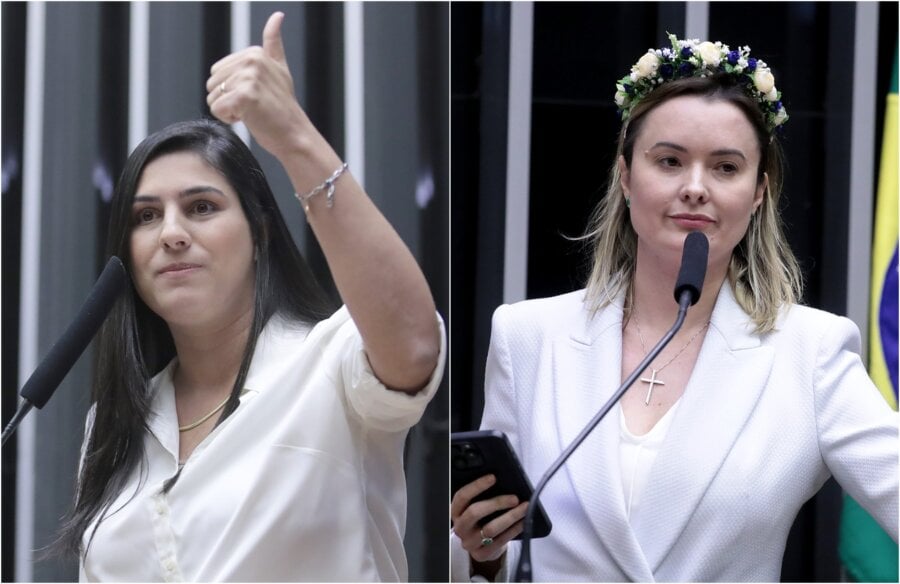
262;12;286;62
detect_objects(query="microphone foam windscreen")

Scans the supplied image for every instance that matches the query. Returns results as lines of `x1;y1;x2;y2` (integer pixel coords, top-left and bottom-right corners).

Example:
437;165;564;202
673;232;709;306
20;256;128;408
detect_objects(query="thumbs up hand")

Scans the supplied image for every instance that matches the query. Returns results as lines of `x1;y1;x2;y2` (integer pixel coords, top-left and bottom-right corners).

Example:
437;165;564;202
206;12;315;160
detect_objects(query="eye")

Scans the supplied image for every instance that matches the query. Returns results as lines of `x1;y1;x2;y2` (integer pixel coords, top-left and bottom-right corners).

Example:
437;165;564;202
717;162;739;175
657;156;680;168
192;200;216;215
134;208;158;225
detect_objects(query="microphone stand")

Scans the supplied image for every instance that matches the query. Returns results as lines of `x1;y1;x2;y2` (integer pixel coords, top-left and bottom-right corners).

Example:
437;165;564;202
1;400;35;447
514;288;695;582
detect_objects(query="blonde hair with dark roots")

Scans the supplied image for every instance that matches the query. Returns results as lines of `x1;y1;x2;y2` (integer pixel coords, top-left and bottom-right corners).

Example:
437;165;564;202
583;75;803;333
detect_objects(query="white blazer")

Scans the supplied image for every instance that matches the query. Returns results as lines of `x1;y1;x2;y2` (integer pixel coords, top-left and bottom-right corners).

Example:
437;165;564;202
451;284;898;582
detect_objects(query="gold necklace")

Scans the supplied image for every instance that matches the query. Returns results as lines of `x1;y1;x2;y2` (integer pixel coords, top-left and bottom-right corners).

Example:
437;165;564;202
633;318;710;406
178;395;231;432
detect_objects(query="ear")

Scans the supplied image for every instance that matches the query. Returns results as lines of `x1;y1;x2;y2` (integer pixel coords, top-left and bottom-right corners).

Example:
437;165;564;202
753;172;767;212
618;155;631;198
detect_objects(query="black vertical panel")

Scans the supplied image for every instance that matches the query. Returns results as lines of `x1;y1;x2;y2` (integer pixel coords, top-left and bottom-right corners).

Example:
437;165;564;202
1;3;27;581
451;3;511;432
301;2;343;306
709;1;830;312
95;3;130;265
473;3;511;429
473;2;511;432
449;2;482;433
528;3;662;301
874;2;898;194
202;2;231;90
657;3;687;40
414;4;450;580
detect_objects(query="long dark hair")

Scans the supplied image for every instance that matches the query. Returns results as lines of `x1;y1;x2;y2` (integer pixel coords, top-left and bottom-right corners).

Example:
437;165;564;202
53;119;336;557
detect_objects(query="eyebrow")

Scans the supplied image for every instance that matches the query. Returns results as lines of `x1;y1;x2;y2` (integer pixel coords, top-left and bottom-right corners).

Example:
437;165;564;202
649;141;747;161
133;185;226;203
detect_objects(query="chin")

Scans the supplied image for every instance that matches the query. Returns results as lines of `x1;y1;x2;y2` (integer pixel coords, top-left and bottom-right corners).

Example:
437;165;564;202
148;295;213;325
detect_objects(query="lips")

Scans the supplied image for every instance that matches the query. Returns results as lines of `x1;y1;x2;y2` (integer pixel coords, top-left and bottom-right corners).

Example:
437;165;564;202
158;262;201;275
670;213;715;229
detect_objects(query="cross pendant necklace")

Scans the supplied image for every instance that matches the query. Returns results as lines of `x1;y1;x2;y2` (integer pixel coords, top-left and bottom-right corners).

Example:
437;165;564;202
640;369;666;405
633;317;710;406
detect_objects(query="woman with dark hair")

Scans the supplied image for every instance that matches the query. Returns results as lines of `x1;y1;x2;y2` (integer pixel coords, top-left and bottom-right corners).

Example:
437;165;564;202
450;34;897;581
58;13;444;582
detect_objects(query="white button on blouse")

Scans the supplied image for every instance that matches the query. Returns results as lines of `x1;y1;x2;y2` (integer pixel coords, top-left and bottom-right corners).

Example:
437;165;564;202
79;307;446;582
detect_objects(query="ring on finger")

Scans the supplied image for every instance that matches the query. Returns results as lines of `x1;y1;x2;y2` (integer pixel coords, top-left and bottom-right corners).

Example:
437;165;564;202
219;82;227;95
479;528;493;547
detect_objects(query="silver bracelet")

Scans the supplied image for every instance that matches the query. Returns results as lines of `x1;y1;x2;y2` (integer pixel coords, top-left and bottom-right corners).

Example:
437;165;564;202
295;162;349;212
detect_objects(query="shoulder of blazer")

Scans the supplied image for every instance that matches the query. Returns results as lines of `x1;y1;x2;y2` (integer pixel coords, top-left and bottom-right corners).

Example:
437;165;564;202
493;289;591;340
769;303;862;353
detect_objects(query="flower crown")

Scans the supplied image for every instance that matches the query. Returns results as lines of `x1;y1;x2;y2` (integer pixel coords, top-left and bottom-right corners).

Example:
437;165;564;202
615;33;788;132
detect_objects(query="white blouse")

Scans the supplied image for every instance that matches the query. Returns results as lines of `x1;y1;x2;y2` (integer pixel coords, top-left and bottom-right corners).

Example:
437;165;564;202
79;307;446;582
618;401;681;522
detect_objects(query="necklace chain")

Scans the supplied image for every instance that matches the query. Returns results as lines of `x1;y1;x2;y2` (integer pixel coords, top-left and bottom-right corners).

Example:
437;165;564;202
632;317;710;405
633;318;710;374
178;395;231;432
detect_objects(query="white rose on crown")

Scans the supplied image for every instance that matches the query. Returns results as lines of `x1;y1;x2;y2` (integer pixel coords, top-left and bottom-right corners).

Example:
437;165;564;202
697;42;721;67
634;52;660;78
753;69;775;94
773;108;788;126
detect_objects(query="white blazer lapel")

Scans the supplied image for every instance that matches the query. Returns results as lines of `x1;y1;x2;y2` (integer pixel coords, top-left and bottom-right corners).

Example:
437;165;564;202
552;299;654;581
632;284;775;572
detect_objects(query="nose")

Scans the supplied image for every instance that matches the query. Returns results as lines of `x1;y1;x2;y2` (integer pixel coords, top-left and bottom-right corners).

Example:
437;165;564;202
680;164;709;204
159;213;191;250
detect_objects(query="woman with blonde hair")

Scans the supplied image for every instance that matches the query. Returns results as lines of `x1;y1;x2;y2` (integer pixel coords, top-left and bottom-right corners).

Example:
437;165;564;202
451;34;897;581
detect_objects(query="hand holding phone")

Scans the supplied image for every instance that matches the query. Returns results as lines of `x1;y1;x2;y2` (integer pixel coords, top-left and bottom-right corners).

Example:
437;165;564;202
451;431;552;541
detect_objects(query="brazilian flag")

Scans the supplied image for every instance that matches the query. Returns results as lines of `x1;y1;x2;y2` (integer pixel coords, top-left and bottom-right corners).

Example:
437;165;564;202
838;43;899;582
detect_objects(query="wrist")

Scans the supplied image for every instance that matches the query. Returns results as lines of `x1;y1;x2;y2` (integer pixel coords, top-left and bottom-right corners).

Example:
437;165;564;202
273;132;345;195
471;552;505;581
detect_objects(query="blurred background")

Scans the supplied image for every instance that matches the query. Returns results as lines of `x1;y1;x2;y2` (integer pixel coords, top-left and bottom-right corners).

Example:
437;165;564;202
1;2;448;581
451;2;897;582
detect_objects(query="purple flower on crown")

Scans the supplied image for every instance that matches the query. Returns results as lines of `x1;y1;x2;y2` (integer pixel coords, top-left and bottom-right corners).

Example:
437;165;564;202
678;61;695;76
660;63;675;79
727;50;739;65
746;58;757;73
680;46;693;59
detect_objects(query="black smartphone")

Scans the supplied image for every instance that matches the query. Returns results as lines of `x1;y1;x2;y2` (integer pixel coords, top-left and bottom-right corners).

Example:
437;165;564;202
451;430;552;539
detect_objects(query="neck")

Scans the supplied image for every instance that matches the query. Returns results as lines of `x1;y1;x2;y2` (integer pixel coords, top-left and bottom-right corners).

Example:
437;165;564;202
630;245;726;332
169;304;255;395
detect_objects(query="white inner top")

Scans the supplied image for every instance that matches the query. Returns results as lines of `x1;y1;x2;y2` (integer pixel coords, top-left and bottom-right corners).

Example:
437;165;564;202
619;400;681;522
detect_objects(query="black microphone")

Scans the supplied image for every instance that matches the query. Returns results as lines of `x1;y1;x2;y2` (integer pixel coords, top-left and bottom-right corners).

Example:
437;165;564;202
515;232;709;581
674;231;708;306
1;256;129;446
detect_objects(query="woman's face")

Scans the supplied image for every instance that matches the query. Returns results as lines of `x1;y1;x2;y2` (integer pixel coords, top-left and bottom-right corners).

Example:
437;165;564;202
619;95;766;278
130;151;255;330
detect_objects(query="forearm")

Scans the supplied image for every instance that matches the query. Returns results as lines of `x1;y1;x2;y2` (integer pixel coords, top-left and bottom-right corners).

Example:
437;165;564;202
276;131;441;393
